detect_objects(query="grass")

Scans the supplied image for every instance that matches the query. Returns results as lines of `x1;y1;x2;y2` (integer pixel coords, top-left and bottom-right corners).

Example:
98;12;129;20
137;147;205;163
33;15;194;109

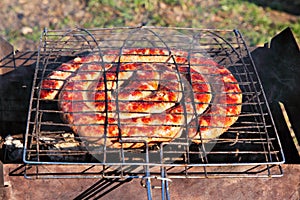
215;0;300;45
83;0;299;46
3;0;300;48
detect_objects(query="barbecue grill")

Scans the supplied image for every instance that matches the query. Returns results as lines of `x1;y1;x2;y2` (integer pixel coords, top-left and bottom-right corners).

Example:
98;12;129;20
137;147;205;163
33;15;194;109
22;26;285;199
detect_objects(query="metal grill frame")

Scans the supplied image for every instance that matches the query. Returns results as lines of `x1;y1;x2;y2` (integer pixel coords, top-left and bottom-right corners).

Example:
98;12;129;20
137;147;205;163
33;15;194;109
23;27;285;182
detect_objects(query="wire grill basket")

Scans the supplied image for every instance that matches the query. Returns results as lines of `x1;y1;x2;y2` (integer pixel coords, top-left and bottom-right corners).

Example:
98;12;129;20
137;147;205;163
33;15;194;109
23;27;285;182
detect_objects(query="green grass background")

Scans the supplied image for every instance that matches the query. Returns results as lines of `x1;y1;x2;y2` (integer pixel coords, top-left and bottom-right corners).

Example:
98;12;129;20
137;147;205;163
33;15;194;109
2;0;300;48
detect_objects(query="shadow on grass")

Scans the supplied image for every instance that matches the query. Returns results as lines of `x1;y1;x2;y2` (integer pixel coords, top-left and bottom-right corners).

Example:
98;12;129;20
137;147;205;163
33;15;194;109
245;0;300;15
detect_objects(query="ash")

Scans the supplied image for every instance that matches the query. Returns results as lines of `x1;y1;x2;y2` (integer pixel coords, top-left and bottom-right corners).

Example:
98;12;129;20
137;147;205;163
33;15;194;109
4;135;23;162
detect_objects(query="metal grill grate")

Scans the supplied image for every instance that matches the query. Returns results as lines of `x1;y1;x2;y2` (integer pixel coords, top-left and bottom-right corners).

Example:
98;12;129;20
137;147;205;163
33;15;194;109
23;27;284;182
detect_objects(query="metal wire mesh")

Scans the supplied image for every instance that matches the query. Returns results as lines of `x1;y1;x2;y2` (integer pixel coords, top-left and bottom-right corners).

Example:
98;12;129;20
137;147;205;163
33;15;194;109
23;27;284;179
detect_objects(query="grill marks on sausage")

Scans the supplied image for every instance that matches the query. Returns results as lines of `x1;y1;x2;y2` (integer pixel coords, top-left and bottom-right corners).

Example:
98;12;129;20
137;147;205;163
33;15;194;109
91;63;182;119
186;58;242;142
39;48;242;148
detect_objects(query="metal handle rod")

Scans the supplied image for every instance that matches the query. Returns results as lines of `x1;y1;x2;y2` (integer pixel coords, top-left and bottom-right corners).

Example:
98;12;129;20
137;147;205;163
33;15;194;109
146;176;153;200
145;143;153;200
161;167;171;200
